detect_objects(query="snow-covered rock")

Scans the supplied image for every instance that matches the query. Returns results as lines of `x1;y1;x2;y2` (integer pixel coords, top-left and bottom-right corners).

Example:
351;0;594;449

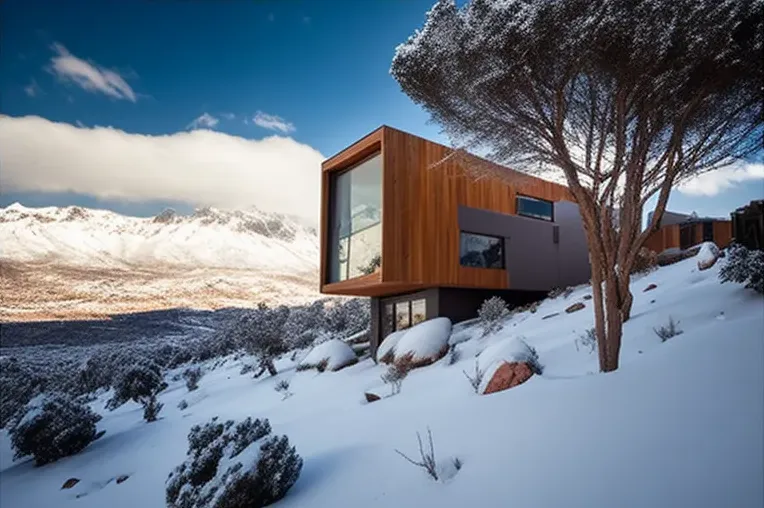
377;330;407;363
697;242;721;271
481;361;534;395
476;337;534;378
299;339;358;372
390;317;452;366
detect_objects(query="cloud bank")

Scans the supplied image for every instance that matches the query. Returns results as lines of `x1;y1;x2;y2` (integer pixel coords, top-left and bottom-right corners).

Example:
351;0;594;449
48;43;137;102
0;115;324;221
678;161;764;196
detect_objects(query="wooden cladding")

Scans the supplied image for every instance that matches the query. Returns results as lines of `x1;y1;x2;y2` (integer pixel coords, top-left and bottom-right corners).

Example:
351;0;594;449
320;126;573;297
643;220;733;253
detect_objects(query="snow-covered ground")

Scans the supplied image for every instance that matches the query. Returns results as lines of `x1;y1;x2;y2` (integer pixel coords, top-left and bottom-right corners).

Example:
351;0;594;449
1;256;762;508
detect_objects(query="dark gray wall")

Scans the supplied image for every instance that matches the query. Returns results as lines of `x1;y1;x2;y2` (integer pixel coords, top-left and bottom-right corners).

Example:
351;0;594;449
458;201;590;291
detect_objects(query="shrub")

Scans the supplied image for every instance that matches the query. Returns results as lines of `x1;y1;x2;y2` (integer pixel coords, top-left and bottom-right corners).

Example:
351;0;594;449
720;243;764;294
183;367;204;392
462;360;485;393
9;393;101;466
166;416;302;508
446;344;460;365
274;380;292;400
178;399;189;411
654;316;683;342
631;247;658;275
107;361;168;422
519;340;544;375
380;357;412;396
575;328;597;354
478;296;508;336
0;357;46;429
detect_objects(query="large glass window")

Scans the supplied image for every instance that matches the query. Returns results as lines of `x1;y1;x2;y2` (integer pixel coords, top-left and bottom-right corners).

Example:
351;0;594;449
460;232;504;269
395;302;411;331
327;153;382;283
517;195;554;221
411;299;427;326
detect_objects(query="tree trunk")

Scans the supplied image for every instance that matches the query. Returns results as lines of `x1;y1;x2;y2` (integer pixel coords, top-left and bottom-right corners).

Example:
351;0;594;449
264;359;277;377
602;273;623;372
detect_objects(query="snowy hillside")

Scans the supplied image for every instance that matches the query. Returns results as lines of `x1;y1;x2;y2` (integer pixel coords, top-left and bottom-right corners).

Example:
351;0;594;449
1;253;762;508
0;204;320;321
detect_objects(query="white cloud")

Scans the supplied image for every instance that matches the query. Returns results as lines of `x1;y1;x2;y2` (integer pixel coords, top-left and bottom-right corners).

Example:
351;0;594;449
220;112;236;120
253;111;295;133
0;115;324;222
48;43;137;102
24;78;42;97
187;112;219;130
677;161;764;196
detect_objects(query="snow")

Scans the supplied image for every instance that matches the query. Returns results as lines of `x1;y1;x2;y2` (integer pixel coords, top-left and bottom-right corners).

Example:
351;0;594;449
376;329;406;361
299;339;357;371
393;317;452;363
697;241;720;264
1;257;763;508
475;337;533;380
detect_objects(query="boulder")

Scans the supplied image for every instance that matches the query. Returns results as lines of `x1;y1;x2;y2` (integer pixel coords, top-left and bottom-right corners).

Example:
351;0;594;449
565;302;585;313
643;283;657;292
62;478;80;489
298;339;358;372
583;294;592;300
364;392;380;403
116;475;130;484
697;242;721;271
380;318;452;368
482;362;533;395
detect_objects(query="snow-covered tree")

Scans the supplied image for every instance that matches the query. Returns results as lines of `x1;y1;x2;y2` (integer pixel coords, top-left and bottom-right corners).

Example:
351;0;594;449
391;0;762;371
9;393;101;466
477;296;508;336
107;361;167;422
166;416;302;508
324;298;370;338
227;306;290;377
182;366;204;392
283;300;327;350
720;243;764;294
0;356;46;429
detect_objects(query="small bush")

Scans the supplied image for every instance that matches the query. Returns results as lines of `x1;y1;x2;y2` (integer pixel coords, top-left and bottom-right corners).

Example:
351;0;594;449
274;380;292;400
380;357;412;396
178;399;189;411
478;296;508;336
520;340;544;375
166;416;302;508
9;393;101;466
107;362;168;423
446;344;460;365
654;316;683;342
575;328;597;354
462;360;485;394
183;367;204;392
631;247;658;275
720;243;764;294
239;363;255;376
143;395;164;422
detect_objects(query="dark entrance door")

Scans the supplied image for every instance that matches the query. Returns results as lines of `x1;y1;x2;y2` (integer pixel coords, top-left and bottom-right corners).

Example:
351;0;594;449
679;223;696;250
702;221;714;242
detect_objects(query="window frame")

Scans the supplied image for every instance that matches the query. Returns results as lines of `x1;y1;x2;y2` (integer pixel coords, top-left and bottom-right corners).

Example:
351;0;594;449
516;194;555;222
458;231;506;270
326;150;383;283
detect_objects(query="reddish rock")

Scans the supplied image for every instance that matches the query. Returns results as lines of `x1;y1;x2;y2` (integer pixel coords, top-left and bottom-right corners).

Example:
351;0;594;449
697;255;719;271
116;475;130;484
364;392;380;403
62;478;80;489
565;302;585;314
482;362;533;395
643;283;657;292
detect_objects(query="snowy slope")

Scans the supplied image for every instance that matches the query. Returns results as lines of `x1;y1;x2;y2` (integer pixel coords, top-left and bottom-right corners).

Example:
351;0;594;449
0;204;320;321
1;256;762;508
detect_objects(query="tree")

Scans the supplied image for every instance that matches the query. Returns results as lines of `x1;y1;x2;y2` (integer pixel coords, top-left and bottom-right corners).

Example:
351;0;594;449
391;0;762;371
228;306;290;377
107;361;168;422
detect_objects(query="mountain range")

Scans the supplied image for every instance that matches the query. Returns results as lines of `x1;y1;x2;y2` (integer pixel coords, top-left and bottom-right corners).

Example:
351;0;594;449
0;203;320;322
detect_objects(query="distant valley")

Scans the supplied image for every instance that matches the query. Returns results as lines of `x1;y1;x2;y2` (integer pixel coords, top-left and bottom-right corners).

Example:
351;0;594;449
0;204;320;322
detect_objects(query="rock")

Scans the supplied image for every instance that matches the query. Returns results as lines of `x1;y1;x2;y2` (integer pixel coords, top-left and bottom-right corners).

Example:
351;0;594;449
650;299;656;304
364;392;380;403
583;294;592;300
565;302;585;314
542;312;559;320
116;475;129;484
643;283;657;292
697;254;720;271
482;362;533;395
62;478;80;489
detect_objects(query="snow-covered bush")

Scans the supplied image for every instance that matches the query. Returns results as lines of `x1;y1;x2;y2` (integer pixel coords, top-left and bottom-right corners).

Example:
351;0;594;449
227;306;290;377
283;300;327;350
654;316;683;342
107;361;168;422
0;356;46;429
9;393;101;466
178;399;189;411
324;298;370;337
478;296;508;336
462;360;485;393
183;367;204;392
381;356;412;396
518;338;544;375
274;380;292;400
166;416;302;508
720;243;764;294
446;344;460;365
575;328;597;354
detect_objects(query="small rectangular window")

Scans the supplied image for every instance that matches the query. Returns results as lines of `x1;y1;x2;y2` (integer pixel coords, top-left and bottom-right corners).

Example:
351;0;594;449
460;232;505;269
395;302;411;331
411;299;427;326
517;195;554;221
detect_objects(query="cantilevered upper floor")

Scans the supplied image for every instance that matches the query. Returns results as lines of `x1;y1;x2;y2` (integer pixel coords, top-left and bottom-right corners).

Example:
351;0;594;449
319;126;591;298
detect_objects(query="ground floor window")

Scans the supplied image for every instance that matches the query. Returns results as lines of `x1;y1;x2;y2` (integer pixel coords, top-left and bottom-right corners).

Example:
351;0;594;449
383;297;428;336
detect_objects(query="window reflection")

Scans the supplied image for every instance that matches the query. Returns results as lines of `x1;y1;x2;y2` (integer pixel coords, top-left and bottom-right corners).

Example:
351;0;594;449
459;232;504;269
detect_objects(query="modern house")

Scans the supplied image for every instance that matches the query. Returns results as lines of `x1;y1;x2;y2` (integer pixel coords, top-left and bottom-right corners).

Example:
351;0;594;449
644;210;733;253
320;126;592;355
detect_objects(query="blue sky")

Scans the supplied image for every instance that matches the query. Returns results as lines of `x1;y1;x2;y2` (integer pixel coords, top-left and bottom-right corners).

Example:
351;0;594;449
0;0;761;221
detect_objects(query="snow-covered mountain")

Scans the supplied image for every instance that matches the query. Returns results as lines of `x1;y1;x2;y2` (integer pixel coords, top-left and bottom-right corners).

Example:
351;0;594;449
0;203;321;321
